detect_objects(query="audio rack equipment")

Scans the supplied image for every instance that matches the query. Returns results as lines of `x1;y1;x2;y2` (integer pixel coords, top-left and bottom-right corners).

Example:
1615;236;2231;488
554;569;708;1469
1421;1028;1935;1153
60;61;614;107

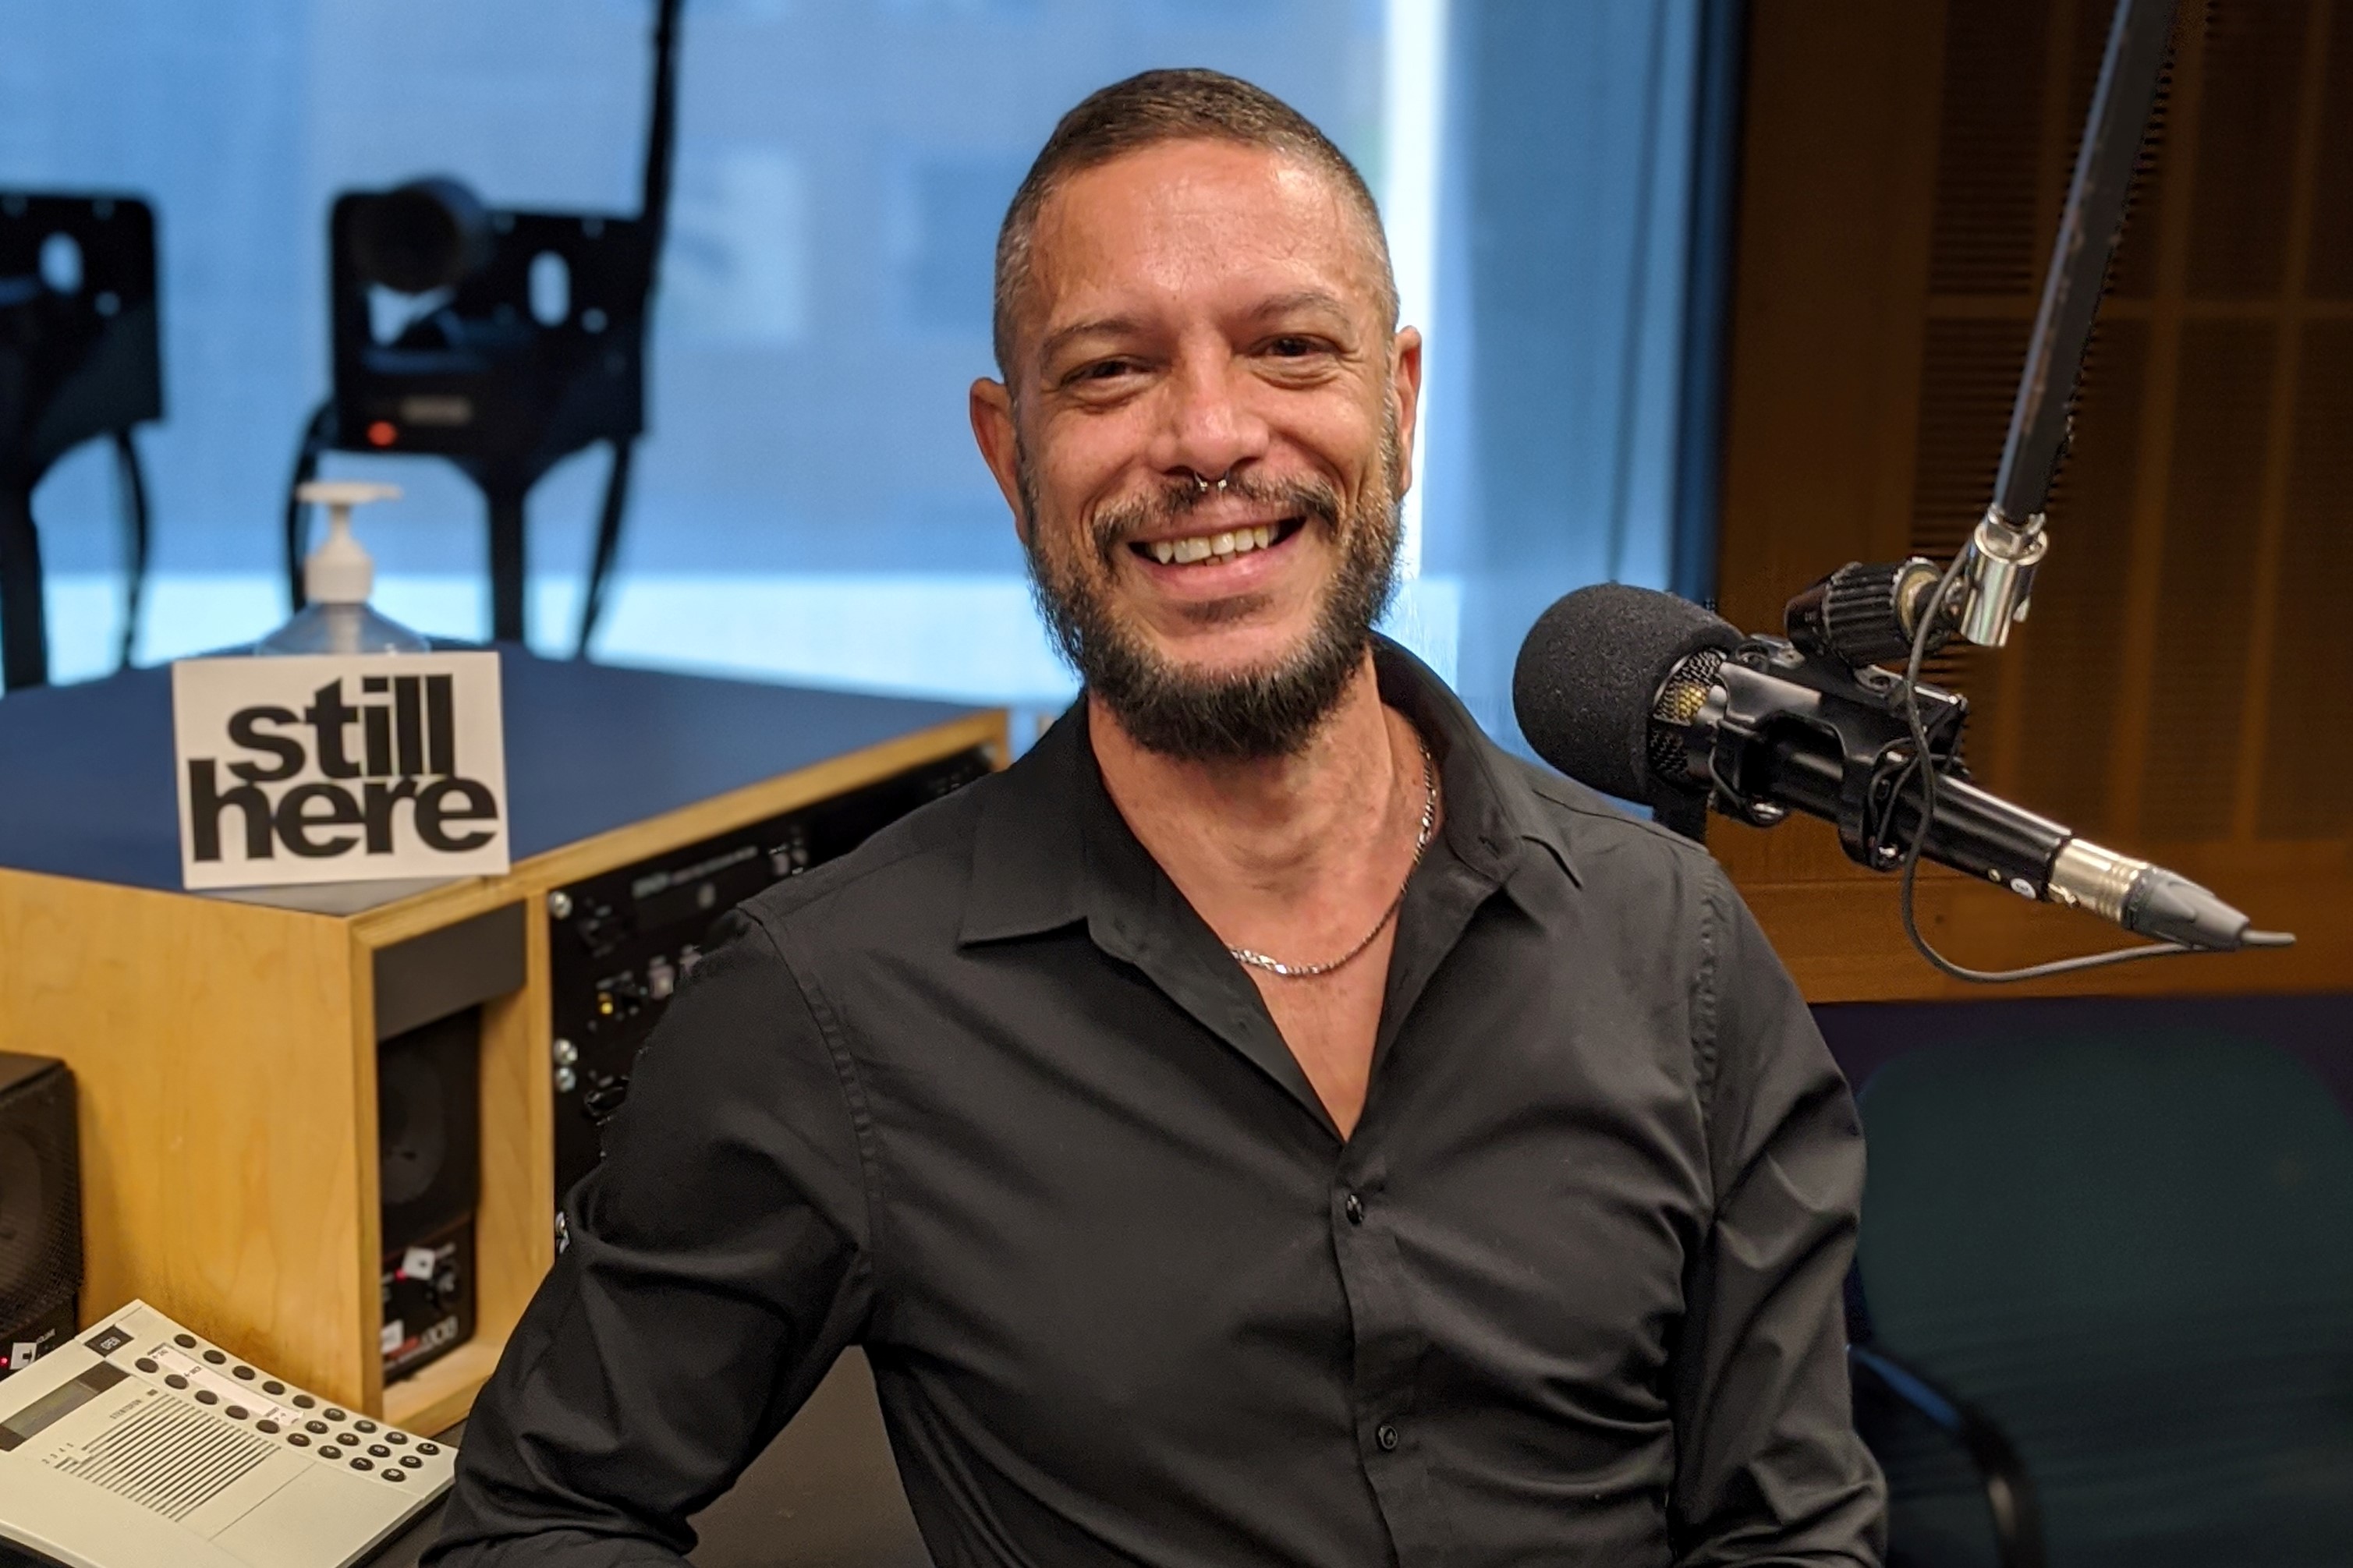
545;746;993;1213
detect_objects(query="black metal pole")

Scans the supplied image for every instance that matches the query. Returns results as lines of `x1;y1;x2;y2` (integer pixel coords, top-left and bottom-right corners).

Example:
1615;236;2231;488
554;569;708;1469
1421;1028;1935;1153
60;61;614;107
576;0;684;658
112;428;149;669
1990;0;2177;524
485;475;530;644
0;482;48;690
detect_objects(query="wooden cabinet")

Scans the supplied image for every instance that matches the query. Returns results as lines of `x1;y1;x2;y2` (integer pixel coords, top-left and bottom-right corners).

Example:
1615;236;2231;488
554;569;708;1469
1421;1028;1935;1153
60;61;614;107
0;653;1002;1432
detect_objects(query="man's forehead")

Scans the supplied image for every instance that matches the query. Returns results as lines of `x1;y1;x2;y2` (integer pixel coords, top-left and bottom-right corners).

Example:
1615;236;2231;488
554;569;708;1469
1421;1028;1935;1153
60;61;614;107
1022;140;1384;332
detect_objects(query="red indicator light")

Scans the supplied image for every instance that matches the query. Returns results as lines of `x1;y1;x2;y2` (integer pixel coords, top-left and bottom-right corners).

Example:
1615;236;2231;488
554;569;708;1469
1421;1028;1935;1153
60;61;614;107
366;420;398;448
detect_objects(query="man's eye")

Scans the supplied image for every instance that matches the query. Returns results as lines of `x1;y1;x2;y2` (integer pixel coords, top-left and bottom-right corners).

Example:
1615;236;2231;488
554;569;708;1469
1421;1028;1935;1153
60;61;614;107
1076;359;1135;382
1267;337;1319;357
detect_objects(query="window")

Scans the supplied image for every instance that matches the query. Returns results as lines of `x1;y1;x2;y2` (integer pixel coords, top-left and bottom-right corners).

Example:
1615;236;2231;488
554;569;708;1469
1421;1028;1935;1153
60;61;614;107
8;0;1723;755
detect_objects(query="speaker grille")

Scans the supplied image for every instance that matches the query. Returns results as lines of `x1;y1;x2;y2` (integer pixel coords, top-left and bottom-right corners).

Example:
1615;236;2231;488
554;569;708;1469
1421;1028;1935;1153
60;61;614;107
45;1389;271;1521
377;1007;480;1245
0;1060;78;1333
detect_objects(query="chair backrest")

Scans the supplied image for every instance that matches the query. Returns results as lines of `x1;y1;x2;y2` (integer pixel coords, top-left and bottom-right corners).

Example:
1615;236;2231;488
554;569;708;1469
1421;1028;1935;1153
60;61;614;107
1856;1031;2353;1567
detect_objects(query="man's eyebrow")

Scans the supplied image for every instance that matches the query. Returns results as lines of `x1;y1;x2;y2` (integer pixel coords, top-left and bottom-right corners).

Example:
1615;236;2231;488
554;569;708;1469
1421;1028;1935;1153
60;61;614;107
1037;315;1146;366
1035;291;1359;369
1245;288;1354;323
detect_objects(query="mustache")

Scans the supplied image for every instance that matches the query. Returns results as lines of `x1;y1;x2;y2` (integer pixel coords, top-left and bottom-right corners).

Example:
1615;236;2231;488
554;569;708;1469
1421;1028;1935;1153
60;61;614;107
1088;472;1345;568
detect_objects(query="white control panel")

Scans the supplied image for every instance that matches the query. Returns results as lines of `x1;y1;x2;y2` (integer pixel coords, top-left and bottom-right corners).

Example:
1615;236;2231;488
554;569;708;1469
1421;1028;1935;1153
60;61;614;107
0;1299;452;1568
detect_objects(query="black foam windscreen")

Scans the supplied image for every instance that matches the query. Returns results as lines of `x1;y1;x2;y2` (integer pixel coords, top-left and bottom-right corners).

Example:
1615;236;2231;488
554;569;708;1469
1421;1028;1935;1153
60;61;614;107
1511;583;1741;800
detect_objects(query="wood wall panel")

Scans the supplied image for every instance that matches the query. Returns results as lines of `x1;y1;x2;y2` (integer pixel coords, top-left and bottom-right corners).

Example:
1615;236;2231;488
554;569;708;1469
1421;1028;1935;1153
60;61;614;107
1717;1;2352;998
2307;19;2353;293
2186;1;2308;296
2013;321;2144;837
2143;320;2272;842
2263;320;2353;838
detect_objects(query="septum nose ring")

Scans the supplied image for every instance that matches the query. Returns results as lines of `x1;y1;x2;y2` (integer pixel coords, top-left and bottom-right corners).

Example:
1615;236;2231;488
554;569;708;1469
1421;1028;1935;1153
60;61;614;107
1190;471;1232;494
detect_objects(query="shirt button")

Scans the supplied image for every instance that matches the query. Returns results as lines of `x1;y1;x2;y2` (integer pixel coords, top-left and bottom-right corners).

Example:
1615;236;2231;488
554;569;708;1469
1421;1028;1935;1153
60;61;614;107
1343;1193;1365;1226
1377;1423;1400;1452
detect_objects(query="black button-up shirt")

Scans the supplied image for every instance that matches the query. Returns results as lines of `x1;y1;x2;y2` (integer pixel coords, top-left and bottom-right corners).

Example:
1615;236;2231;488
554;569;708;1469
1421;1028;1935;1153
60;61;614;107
432;643;1885;1566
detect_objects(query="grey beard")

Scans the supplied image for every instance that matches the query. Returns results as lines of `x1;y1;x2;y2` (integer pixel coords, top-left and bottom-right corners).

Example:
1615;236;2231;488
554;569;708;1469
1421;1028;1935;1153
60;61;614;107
1019;443;1402;763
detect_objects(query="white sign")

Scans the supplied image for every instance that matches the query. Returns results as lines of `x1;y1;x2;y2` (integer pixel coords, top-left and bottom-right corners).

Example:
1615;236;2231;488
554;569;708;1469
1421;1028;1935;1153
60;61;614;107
172;652;509;891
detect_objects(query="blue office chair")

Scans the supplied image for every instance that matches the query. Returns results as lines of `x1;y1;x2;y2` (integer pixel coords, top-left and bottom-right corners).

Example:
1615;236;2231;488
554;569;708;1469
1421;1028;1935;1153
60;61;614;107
1847;1030;2353;1568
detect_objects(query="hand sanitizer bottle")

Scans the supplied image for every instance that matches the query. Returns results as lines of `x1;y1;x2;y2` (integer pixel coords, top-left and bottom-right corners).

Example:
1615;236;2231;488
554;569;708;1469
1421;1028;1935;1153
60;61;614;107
255;481;431;655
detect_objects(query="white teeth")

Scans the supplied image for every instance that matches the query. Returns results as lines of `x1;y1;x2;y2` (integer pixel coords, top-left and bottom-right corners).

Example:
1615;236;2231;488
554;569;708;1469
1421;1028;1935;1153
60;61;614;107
1146;523;1281;565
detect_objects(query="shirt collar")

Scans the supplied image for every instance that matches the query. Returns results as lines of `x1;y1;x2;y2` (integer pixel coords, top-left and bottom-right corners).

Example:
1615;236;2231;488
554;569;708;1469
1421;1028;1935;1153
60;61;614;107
959;636;1579;949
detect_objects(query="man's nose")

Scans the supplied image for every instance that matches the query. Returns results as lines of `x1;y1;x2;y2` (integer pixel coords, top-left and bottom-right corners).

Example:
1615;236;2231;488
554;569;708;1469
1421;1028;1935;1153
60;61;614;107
1153;347;1270;485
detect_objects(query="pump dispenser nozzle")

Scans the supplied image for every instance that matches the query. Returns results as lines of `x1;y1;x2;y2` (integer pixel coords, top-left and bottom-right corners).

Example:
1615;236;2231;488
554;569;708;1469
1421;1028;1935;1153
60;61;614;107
256;481;431;655
297;480;400;605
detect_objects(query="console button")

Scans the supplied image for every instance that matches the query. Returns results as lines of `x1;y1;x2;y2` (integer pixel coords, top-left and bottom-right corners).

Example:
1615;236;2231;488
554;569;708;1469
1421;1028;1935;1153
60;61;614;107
306;1420;328;1435
324;1407;346;1421
134;1357;158;1374
257;1420;279;1435
203;1350;225;1364
384;1469;406;1482
354;1418;377;1433
384;1432;407;1445
399;1456;423;1470
173;1334;196;1349
292;1393;315;1409
194;1390;218;1406
417;1442;441;1456
289;1433;310;1448
165;1375;188;1390
350;1457;373;1471
225;1407;248;1421
232;1365;255;1380
368;1443;390;1457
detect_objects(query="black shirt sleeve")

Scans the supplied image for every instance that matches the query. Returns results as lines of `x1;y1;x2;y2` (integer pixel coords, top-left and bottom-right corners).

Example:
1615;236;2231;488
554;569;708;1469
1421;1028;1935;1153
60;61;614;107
1668;864;1887;1567
427;916;877;1567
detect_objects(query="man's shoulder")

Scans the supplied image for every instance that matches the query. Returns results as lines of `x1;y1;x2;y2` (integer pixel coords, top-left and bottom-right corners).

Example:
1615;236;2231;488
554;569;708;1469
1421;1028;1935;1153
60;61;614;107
1497;751;1719;882
735;766;994;949
1486;749;1738;953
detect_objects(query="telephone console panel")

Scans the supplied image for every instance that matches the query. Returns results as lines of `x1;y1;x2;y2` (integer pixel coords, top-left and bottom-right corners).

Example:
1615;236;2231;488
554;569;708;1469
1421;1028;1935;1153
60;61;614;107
0;1300;452;1568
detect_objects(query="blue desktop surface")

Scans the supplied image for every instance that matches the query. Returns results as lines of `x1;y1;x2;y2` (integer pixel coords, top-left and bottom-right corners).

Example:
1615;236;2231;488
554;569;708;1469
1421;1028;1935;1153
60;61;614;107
0;649;985;894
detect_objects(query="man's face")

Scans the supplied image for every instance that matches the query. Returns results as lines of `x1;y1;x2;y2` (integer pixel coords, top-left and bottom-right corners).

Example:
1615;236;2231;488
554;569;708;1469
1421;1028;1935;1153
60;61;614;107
972;139;1422;760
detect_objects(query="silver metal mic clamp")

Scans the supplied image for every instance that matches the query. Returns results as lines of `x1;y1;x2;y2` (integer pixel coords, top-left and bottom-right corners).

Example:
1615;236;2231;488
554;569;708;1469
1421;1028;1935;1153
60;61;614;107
1951;506;2050;648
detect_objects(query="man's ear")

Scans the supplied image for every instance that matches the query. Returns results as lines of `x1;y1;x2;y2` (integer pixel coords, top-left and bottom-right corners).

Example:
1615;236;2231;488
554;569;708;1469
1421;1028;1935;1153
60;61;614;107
1389;325;1424;498
969;377;1028;544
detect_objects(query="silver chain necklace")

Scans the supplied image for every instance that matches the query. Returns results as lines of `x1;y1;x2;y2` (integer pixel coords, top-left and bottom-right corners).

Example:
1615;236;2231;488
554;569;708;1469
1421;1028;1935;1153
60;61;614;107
1225;739;1438;979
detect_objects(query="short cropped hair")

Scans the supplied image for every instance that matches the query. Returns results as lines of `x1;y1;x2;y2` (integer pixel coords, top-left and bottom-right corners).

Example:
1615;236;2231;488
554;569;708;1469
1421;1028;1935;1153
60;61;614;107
991;68;1398;382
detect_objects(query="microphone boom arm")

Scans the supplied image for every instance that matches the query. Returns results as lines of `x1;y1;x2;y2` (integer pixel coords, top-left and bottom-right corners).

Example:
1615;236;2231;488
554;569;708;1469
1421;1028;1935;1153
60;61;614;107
1785;0;2179;665
1952;0;2178;648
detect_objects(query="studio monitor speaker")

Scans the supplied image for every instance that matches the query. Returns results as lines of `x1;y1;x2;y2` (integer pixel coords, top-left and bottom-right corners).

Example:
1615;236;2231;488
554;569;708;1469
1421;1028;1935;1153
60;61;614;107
0;1054;80;1378
377;1008;479;1384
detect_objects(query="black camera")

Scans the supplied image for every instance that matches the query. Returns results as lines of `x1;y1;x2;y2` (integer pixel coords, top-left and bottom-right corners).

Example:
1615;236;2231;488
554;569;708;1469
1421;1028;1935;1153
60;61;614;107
300;177;654;644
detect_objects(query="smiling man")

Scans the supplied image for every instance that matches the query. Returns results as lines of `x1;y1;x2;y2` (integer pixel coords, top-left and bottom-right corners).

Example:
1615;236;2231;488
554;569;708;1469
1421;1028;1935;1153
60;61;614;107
432;70;1884;1567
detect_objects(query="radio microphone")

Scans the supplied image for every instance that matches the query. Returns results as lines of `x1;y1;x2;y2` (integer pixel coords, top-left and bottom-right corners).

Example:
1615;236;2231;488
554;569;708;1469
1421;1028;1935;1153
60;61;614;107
1511;583;2294;958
